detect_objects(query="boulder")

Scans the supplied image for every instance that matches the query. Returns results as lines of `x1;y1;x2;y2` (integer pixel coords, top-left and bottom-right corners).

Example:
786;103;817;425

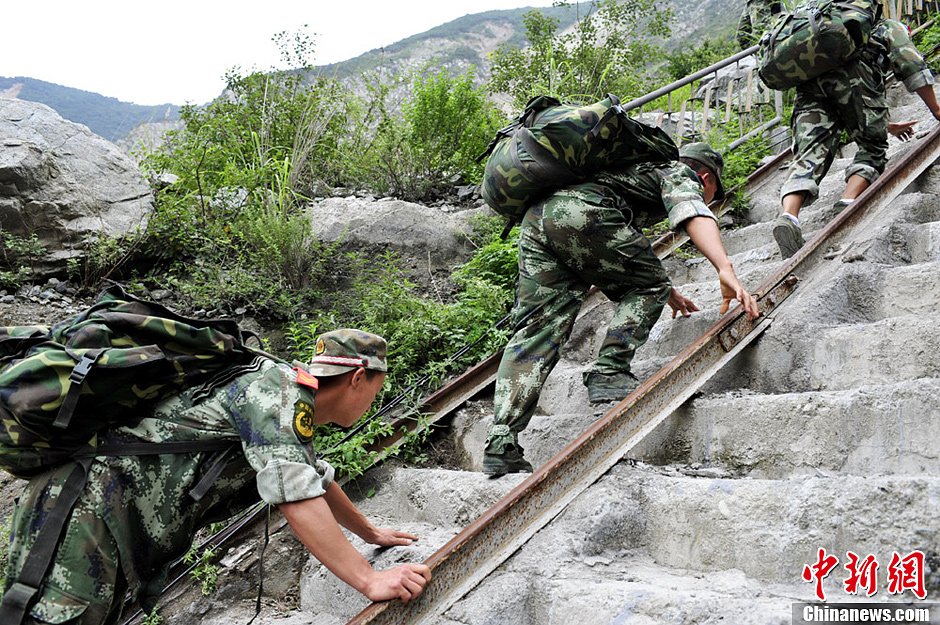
305;195;490;280
0;98;153;275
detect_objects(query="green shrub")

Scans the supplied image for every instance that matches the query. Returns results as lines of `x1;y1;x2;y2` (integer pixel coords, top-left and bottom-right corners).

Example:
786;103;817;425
665;38;739;82
286;247;514;478
0;230;44;289
489;0;675;108
452;221;519;291
354;68;505;202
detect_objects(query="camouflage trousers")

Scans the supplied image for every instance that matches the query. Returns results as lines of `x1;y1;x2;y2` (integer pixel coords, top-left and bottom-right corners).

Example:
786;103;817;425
781;61;888;203
7;461;127;625
490;192;671;443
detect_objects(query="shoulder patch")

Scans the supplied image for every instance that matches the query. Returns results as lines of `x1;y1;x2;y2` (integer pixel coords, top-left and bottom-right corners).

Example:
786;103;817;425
292;400;315;443
293;367;319;390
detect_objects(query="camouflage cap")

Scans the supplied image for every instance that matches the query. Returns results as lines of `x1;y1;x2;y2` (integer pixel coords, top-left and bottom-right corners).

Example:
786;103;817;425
308;329;388;377
679;142;726;202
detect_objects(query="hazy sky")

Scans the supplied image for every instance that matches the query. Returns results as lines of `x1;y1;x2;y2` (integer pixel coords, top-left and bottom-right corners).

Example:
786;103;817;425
1;1;559;106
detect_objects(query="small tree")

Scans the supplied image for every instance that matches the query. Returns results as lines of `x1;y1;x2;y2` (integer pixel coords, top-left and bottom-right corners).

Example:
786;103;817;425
357;67;505;202
489;0;675;108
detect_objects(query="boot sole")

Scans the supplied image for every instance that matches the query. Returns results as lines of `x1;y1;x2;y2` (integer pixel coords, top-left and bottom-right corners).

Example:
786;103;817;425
773;221;804;259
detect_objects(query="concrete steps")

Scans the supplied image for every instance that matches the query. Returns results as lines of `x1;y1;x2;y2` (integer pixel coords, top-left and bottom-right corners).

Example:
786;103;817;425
432;461;940;624
285;84;940;625
634;379;940;478
298;467;527;620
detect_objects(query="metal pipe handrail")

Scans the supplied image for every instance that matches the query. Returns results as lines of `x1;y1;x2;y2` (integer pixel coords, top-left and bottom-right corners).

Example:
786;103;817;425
622;46;760;112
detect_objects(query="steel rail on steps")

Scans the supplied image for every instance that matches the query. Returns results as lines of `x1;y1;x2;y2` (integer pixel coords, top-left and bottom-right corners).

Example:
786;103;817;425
126;9;940;614
122;142;795;625
368;144;795;456
344;125;940;625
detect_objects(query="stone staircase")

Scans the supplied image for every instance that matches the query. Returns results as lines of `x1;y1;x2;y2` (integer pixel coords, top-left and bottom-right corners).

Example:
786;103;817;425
407;85;940;624
188;84;940;625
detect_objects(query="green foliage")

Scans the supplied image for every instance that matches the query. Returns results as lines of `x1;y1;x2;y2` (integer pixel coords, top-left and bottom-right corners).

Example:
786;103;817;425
118;27;526;481
183;545;220;596
914;14;940;74
696;116;774;215
353;68;505;202
452;222;520;291
142;611;164;625
66;233;138;290
488;0;675;108
141;26;355;217
665;38;739;82
133;30;361;318
140;154;341;318
0;230;44;289
286;243;514;478
143;71;352;205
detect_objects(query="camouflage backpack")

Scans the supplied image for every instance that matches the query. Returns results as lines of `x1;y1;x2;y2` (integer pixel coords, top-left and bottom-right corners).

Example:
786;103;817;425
479;94;679;222
757;0;881;90
0;284;260;478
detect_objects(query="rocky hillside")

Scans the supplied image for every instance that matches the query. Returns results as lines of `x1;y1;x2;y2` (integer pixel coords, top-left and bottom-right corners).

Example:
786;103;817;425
0;76;181;143
3;0;744;144
309;0;744;86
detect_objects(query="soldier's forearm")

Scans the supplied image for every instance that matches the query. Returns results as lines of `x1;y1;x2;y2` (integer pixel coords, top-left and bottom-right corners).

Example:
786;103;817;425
280;496;375;594
323;481;378;541
915;84;940;119
684;216;733;272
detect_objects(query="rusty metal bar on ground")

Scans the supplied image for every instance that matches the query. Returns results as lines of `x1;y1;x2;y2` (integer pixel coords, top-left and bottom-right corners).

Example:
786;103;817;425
346;125;940;625
370;142;795;459
363;352;502;459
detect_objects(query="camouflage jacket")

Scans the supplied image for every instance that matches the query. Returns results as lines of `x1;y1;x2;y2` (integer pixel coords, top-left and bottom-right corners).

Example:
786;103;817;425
864;19;934;93
737;0;782;50
795;18;934;110
4;357;332;622
558;161;718;231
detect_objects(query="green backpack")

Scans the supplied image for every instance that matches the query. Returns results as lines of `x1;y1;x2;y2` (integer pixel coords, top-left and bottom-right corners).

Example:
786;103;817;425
0;284;260;478
757;0;881;90
479;94;679;221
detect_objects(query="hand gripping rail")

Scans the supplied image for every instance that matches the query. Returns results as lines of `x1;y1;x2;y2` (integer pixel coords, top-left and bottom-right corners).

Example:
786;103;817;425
345;124;940;625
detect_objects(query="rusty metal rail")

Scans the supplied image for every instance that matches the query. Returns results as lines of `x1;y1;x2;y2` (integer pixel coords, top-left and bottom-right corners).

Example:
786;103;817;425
345;124;940;625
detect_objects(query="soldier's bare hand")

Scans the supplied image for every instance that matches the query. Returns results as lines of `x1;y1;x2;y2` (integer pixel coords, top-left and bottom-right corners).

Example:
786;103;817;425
668;287;700;318
363;564;432;602
888;120;917;141
369;527;419;547
718;267;759;320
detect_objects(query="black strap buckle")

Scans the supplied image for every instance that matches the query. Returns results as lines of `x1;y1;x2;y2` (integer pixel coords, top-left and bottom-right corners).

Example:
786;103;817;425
69;351;102;384
54;351;104;430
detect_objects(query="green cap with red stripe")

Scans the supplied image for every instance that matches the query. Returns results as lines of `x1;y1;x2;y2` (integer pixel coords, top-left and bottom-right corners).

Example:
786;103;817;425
308;328;388;377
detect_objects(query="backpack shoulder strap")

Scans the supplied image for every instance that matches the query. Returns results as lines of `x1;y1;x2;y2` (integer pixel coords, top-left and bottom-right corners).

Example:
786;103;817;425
0;437;241;624
0;458;92;625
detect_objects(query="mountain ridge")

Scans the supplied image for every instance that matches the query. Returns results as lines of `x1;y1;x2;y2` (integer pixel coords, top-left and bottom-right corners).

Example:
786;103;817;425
0;75;181;143
2;0;743;143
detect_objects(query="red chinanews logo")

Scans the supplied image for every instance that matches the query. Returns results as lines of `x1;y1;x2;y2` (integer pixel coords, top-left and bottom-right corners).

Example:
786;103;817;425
801;548;927;601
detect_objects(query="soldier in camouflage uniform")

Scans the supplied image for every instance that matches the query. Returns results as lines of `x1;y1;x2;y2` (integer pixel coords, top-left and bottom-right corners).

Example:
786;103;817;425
3;329;431;625
482;143;760;477
774;18;940;258
736;0;784;50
